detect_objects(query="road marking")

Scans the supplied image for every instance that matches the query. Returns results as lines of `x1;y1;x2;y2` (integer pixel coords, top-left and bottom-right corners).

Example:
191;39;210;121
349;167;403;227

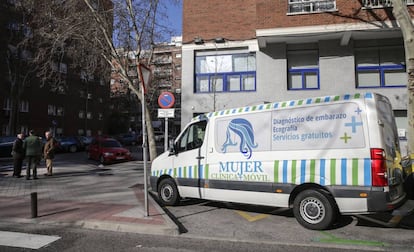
0;231;60;249
315;231;387;247
235;211;269;222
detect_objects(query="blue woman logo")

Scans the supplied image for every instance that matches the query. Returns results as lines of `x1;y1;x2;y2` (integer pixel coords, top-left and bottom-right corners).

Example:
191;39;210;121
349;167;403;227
221;118;258;159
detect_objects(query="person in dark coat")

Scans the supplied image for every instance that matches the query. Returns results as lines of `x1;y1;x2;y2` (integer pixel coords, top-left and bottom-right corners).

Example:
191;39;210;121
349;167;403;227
12;133;25;178
23;130;42;180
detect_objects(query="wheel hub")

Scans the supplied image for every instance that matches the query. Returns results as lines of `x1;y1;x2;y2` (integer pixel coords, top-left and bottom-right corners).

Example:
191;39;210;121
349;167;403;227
301;197;325;223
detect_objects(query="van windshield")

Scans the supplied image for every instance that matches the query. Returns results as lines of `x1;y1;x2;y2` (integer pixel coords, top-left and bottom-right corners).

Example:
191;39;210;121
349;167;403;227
177;120;207;152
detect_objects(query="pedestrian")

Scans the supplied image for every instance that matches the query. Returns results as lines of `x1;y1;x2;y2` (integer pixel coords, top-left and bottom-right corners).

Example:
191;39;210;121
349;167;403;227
23;130;42;180
43;131;57;176
12;133;25;178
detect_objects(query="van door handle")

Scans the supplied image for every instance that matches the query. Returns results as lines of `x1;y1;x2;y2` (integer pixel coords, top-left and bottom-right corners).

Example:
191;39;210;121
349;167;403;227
196;156;205;160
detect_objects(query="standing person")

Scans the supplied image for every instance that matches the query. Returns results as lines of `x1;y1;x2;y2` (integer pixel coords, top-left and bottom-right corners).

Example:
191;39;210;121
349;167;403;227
43;131;57;176
23;130;42;180
12;133;25;178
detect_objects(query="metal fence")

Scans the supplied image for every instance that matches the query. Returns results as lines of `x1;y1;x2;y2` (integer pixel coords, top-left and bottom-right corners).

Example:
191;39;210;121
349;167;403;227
362;0;414;8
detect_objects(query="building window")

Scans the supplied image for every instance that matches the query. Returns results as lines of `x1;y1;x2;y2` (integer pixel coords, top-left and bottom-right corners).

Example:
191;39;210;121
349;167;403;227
2;125;10;135
288;50;319;90
355;47;406;88
98;113;103;120
79;110;85;119
3;98;11;110
195;53;256;93
20;100;29;112
48;105;56;115
288;0;336;14
57;107;64;116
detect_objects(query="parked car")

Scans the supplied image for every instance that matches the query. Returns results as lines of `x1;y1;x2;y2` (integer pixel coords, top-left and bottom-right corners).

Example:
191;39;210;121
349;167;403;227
87;137;133;164
55;136;84;153
0;136;16;158
79;136;93;148
116;133;140;146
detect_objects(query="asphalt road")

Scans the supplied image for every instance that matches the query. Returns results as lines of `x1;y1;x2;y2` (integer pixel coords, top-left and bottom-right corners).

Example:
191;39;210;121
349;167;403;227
1;151;414;252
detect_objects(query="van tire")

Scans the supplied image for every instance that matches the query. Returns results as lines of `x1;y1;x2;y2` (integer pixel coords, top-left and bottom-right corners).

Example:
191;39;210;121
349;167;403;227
293;189;337;230
158;178;180;206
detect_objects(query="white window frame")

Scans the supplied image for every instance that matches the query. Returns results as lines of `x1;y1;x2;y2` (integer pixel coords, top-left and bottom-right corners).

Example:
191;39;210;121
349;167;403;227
288;0;336;14
287;49;320;90
355;46;407;88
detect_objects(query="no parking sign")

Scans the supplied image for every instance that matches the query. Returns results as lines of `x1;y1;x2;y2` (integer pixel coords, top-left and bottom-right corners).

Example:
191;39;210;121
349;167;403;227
158;92;175;108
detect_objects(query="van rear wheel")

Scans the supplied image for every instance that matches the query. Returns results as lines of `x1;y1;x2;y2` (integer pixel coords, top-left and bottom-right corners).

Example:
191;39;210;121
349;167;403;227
158;178;179;206
293;189;337;230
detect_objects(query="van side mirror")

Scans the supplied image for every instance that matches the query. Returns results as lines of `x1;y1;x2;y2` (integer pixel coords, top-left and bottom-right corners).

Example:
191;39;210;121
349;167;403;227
168;139;176;156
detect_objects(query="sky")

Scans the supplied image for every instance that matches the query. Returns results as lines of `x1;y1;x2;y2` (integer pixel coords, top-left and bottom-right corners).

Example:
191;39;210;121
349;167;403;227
164;1;182;37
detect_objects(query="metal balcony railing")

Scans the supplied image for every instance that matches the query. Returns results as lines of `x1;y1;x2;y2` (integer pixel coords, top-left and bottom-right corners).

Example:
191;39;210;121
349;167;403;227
362;0;414;8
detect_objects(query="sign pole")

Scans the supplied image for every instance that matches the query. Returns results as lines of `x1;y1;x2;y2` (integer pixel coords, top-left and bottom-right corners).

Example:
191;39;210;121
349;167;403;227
141;85;148;217
138;64;151;218
164;117;168;152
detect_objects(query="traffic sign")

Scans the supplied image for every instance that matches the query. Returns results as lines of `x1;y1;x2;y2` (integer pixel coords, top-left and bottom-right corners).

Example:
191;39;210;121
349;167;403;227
158;109;175;118
158;92;175;108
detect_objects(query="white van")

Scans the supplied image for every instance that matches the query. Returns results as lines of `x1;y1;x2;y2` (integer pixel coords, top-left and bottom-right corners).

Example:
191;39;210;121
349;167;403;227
150;92;406;230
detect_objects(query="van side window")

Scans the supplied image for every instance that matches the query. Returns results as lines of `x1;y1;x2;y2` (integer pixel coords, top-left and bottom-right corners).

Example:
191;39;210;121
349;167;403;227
177;120;207;153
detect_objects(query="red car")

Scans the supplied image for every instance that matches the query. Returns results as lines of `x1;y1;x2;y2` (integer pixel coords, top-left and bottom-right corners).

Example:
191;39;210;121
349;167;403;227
87;137;133;164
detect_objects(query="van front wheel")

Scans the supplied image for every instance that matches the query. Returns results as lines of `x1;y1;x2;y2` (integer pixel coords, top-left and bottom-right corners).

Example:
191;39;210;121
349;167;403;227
158;178;180;206
293;189;337;230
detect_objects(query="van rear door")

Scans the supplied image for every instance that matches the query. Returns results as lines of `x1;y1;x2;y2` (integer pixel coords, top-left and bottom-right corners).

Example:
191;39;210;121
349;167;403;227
376;94;405;202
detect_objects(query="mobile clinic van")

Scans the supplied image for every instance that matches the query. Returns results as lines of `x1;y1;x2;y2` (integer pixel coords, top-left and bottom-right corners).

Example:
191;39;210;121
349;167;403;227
150;93;406;230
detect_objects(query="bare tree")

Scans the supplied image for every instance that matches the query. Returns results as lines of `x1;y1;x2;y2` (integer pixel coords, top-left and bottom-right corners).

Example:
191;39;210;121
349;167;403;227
17;0;178;160
391;0;414;158
82;0;179;160
4;1;37;135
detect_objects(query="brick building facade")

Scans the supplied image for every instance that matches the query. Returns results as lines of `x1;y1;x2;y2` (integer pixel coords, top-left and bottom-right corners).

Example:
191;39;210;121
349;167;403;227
181;0;411;154
1;0;111;138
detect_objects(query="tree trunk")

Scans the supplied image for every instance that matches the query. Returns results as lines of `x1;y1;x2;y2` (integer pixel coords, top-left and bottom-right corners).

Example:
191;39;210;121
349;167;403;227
145;103;158;160
392;0;414;155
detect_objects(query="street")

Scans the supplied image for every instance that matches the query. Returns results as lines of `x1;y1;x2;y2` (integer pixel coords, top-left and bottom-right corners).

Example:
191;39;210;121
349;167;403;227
0;151;413;251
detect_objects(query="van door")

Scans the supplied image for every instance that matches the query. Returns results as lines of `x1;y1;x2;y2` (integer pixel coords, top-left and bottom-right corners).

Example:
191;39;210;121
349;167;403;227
376;95;405;201
173;120;208;199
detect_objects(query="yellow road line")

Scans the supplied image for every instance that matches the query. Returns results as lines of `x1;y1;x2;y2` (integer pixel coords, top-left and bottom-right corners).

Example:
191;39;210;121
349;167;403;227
235;210;269;222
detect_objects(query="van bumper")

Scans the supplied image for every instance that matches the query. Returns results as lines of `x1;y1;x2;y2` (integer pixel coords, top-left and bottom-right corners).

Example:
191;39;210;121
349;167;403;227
367;187;406;212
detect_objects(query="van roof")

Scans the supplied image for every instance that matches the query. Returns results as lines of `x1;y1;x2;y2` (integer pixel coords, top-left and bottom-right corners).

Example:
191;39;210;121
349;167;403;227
192;92;376;122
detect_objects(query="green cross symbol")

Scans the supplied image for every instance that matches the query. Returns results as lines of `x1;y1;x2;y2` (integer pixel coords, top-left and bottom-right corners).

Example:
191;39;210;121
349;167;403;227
340;133;351;143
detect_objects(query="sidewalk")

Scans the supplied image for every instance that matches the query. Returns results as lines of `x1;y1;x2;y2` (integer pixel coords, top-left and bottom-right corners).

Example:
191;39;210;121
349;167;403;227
0;158;179;235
